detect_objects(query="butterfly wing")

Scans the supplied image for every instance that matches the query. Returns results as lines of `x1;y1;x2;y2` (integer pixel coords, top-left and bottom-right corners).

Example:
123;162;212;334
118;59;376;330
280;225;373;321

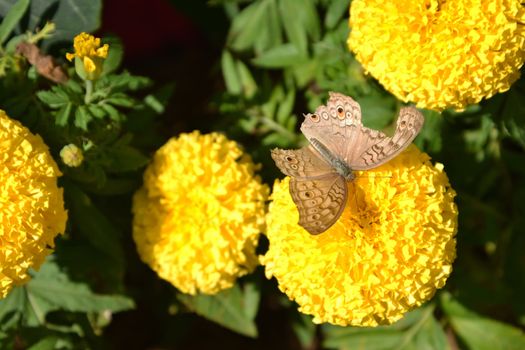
271;145;334;178
271;145;347;235
301;92;424;170
347;106;424;170
300;92;363;160
290;175;347;235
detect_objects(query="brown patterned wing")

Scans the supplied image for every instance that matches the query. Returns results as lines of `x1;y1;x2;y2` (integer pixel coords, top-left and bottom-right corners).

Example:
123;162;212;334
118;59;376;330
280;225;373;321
347;106;424;170
300;92;363;160
289;175;347;235
271;146;334;179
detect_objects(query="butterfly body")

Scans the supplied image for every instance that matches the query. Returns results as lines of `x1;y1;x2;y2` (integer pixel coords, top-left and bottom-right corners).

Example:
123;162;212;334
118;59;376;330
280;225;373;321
309;138;355;181
271;92;424;235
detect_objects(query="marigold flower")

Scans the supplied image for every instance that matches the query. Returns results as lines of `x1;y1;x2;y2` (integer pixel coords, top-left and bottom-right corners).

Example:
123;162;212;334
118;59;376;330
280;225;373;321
0;110;67;299
132;131;269;295
348;0;525;111
66;32;109;80
261;146;457;326
60;144;84;167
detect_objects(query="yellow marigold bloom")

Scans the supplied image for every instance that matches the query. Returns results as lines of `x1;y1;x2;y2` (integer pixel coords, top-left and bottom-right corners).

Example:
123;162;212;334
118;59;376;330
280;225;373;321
0;110;67;299
261;146;457;326
348;0;525;111
132;131;269;295
66;32;109;79
60;144;84;167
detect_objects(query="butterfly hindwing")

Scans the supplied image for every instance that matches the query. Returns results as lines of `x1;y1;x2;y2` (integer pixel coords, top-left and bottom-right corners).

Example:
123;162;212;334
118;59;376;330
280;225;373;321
289;175;347;235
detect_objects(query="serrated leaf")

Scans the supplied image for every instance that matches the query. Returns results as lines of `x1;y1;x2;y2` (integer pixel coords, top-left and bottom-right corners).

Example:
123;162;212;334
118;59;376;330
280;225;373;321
106;93;135;108
442;293;525;350
0;0;30;45
37;89;69;108
221;50;242;95
25;259;134;321
55;102;73;126
73;105;91;130
87;104;106;118
100;103;122;121
178;283;260;338
252;43;307;68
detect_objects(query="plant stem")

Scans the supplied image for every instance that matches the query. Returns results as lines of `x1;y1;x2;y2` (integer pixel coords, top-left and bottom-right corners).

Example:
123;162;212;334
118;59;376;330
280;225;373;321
84;79;93;104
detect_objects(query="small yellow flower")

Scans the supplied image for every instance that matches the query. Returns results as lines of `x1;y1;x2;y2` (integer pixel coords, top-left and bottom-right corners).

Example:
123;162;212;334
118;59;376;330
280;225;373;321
261;146;457;326
0;110;67;299
132;131;269;295
66;32;109;80
348;0;525;111
60;144;84;167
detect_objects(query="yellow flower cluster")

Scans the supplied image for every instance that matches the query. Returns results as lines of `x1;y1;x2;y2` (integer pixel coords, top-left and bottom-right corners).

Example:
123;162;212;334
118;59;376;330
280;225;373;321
261;146;457;326
133;131;268;295
348;0;525;111
66;32;109;79
0;110;67;299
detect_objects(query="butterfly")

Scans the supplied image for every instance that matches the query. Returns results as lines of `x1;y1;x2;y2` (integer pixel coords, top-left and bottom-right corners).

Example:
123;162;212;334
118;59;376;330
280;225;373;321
271;92;424;235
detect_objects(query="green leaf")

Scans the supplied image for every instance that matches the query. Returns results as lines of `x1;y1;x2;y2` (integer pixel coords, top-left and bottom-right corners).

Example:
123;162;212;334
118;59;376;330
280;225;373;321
24;259;134;324
64;182;125;269
291;313;316;349
442;293;525;350
56;102;73;126
105;144;149;172
252;43;307;68
37;88;70;108
178;282;260;338
322;305;448;350
7;0;103;48
414;109;443;153
237;59;257;98
279;0;308;55
106;93;135;108
276;88;296;125
358;95;395;129
0;0;30;45
100;103;122;121
74;105;91;130
325;0;349;29
228;0;281;52
102;36;124;75
221;50;242;95
143;83;174;114
27;336;61;350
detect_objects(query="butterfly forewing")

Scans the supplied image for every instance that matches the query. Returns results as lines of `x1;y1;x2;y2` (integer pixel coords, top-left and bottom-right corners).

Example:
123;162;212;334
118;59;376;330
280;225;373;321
289;175;347;235
270;146;334;179
300;92;363;161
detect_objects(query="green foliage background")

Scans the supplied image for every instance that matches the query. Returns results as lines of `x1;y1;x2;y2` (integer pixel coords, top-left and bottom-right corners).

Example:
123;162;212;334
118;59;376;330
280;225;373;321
1;0;525;349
